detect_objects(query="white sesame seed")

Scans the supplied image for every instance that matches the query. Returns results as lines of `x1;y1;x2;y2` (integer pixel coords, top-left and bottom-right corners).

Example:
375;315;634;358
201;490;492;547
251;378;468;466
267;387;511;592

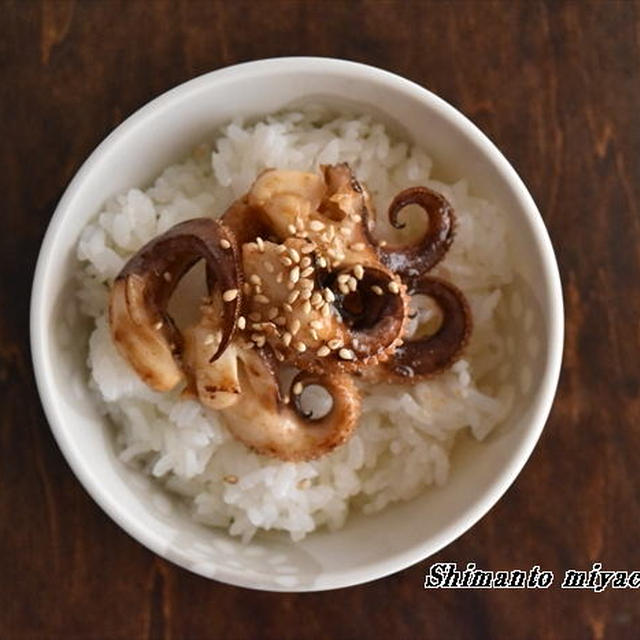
311;292;323;306
295;341;307;352
300;289;312;301
371;285;384;296
287;290;300;304
317;256;327;268
388;281;400;294
339;348;355;360
256;237;265;252
290;319;301;334
310;319;323;330
287;281;295;291
300;256;312;268
254;294;270;304
351;242;366;251
224;474;238;484
309;220;325;231
222;288;239;302
281;256;293;267
276;272;284;283
264;262;275;273
327;226;336;240
321;304;331;317
289;266;300;283
255;336;266;347
289;248;301;263
275;350;285;361
323;288;335;303
220;238;231;249
337;273;350;284
251;332;262;342
379;239;388;247
302;301;312;314
317;345;331;357
237;316;246;329
154;321;163;330
292;382;304;395
328;338;343;350
249;274;262;285
242;282;251;295
204;333;215;345
353;264;364;280
282;332;292;346
339;227;352;237
310;329;319;340
339;283;350;295
275;315;287;326
295;216;305;230
276;244;287;254
301;243;316;254
300;266;314;278
267;307;279;320
287;223;297;235
299;278;314;289
163;271;172;282
353;214;362;223
253;284;262;295
282;304;293;313
348;277;358;291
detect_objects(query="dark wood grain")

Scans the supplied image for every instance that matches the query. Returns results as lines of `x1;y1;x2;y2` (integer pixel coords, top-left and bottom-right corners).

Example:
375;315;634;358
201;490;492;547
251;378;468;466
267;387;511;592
2;0;639;637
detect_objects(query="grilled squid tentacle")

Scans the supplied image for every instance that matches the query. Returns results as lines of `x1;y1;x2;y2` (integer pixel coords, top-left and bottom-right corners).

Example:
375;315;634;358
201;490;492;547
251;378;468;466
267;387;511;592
384;276;472;380
108;218;241;391
362;186;455;281
221;349;361;461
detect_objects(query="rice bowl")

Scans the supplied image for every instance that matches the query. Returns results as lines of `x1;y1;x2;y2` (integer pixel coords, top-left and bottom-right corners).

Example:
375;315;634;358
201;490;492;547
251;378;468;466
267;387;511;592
32;60;561;589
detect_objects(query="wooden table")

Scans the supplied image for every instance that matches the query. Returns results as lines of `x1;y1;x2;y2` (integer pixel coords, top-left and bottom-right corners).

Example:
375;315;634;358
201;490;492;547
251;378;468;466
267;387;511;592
3;1;639;637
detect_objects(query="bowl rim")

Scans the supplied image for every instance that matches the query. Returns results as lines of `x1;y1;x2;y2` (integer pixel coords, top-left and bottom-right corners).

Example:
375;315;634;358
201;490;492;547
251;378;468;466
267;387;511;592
30;56;564;591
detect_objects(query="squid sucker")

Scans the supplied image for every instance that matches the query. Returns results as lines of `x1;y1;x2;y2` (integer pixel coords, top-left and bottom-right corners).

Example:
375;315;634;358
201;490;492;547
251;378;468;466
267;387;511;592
108;164;472;461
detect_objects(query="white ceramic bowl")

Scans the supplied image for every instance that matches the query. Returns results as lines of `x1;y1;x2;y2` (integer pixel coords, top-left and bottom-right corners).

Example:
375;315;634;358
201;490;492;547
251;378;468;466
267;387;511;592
30;57;563;591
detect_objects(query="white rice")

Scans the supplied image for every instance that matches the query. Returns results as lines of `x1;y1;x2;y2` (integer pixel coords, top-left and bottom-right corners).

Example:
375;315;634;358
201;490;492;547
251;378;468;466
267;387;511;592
76;107;514;542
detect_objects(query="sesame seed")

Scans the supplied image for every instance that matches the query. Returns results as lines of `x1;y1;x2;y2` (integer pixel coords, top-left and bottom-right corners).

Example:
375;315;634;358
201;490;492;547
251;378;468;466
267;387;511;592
276;272;284;283
253;284;262;295
256;237;265;252
275;350;285;361
267;307;279;320
310;329;319;340
339;283;350;295
287;224;297;235
300;289;312;301
317;256;327;268
299;278;314;290
222;288;239;302
302;301;312;314
288;248;301;263
287;290;300;304
162;272;172;283
351;242;366;251
249;274;262;285
353;214;362;223
224;474;238;484
290;319;301;334
353;264;364;280
154;321;163;330
379;239;388;247
276;244;287;254
283;395;290;404
337;273;350;284
348;277;358;291
317;345;331;357
249;312;261;322
295;341;307;352
242;282;251;295
321;304;331;317
254;294;270;304
204;333;215;345
371;285;384;296
301;266;314;278
275;315;287;326
339;227;352;237
323;288;335;303
255;336;266;347
237;316;246;329
282;304;293;313
287;281;295;291
311;292;323;306
309;220;325;231
388;281;400;294
282;332;292;346
328;338;343;350
220;238;231;249
292;382;304;395
339;348;355;360
301;243;315;254
310;319;323;330
300;256;312;268
289;266;300;283
295;216;305;230
327;226;336;240
281;256;293;267
265;262;275;273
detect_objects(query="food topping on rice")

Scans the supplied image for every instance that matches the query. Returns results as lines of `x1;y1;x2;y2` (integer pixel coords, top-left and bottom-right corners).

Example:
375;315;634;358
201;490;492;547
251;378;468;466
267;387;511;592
108;163;472;461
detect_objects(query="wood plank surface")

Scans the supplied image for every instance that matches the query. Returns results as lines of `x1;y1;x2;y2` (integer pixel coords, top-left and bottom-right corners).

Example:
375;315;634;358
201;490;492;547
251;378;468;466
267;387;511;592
1;1;639;637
